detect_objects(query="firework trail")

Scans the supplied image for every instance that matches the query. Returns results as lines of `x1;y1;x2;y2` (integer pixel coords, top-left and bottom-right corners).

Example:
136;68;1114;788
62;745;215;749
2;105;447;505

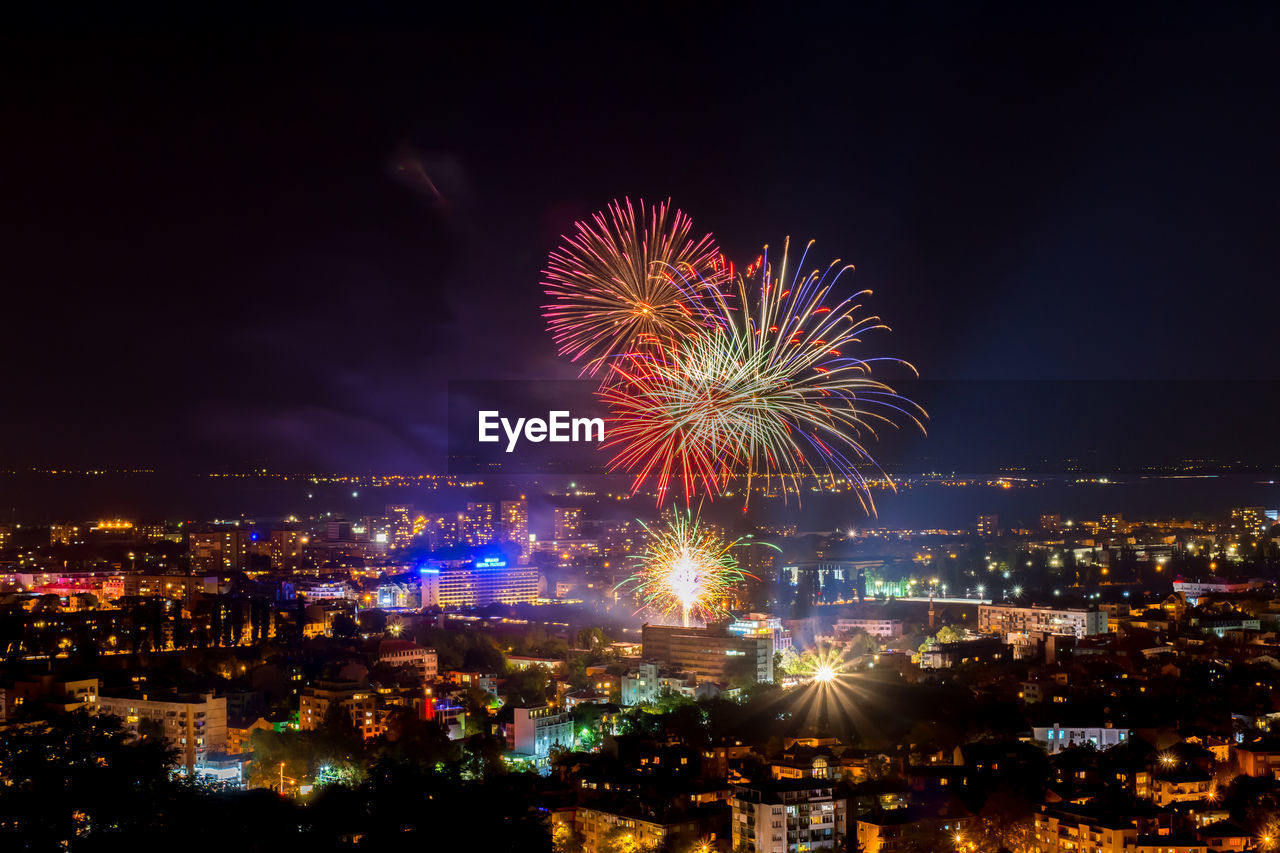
616;511;759;628
542;198;726;377
601;238;925;509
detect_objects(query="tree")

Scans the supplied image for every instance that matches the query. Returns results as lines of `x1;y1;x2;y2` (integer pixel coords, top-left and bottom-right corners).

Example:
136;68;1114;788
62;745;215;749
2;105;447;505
724;653;757;689
463;685;494;736
972;786;1036;852
330;613;358;639
357;608;387;635
553;820;586;853
935;625;964;644
503;664;552;706
319;699;361;748
600;825;658;853
846;629;879;657
576;626;610;650
0;711;182;845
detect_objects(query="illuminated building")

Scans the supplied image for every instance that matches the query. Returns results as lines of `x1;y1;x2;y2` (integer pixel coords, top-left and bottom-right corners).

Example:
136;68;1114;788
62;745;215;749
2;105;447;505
295;578;350;601
96;691;227;772
506;655;566;674
598;519;639;557
0;524;10;550
419;566;440;608
89;519;134;541
363;514;392;545
463;502;497;546
225;716;287;754
500;498;529;562
1;675;98;720
1032;724;1130;755
1231;506;1270;537
1039;514;1062;533
978;604;1108;639
554;506;582;540
1150;773;1213;807
641;623;774;684
376;639;438;682
270;528;308;571
432;555;538;607
508;704;573;759
1235;739;1280;777
430;695;465;738
1031;808;1138;853
1100;513;1129;536
422;512;463;549
376;581;418;609
447;670;499;694
1173;578;1262;603
49;523;83;546
834;617;903;638
573;802;725;853
299;681;380;740
782;560;878;600
134;522;169;543
975;515;998;537
919;636;1007;669
727;613;792;652
732;779;849;852
123;574;224;601
188;528;251;572
386;503;415;547
619;662;709;706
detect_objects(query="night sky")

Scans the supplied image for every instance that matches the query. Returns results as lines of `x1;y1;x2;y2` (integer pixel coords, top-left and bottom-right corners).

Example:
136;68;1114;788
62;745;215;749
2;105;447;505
3;4;1277;472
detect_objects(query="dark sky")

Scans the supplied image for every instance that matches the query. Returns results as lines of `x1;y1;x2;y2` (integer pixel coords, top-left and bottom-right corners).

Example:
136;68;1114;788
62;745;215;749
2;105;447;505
2;3;1277;472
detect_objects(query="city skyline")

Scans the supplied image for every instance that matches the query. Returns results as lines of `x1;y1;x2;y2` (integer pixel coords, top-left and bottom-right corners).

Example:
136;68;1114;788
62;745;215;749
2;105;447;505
3;5;1280;852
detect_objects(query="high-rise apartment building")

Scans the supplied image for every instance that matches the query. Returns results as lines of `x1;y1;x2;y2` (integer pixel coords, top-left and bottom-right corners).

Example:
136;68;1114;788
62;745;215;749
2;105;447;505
1100;513;1128;536
975;515;999;537
50;523;84;546
500;499;529;562
554;507;583;541
386;504;415;548
1231;506;1270;537
423;513;463;550
188;528;251;572
463;502;497;547
270;528;308;571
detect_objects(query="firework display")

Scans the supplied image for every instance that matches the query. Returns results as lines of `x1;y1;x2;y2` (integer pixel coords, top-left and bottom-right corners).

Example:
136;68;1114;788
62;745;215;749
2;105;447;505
616;511;755;627
542;198;726;377
600;238;924;508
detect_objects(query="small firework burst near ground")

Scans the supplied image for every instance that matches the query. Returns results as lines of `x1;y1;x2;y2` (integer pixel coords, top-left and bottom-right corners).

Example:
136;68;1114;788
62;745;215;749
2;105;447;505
616;511;756;628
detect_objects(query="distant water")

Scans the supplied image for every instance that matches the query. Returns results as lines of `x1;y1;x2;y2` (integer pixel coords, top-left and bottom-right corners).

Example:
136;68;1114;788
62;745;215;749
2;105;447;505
750;475;1280;530
0;471;1275;528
